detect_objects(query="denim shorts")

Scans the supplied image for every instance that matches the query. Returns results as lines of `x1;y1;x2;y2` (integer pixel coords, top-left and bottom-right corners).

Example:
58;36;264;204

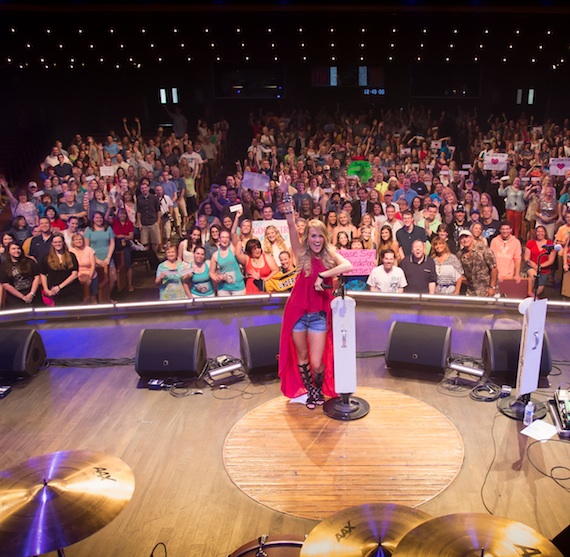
292;311;327;333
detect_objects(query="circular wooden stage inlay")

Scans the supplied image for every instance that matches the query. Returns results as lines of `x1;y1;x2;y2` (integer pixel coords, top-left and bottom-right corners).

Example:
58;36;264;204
224;387;464;521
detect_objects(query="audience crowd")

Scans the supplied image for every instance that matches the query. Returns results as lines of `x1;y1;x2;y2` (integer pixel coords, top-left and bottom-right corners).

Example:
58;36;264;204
1;104;570;305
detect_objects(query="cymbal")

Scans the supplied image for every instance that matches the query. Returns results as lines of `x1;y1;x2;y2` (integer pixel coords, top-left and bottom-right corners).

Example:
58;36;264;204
392;513;564;557
300;503;432;557
0;450;135;557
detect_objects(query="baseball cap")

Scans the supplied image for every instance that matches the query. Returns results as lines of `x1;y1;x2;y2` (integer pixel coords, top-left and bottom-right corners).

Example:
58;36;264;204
455;204;466;213
323;165;331;171
458;229;473;238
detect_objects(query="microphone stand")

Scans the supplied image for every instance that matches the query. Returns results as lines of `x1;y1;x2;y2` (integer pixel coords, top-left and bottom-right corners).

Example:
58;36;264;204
533;250;550;301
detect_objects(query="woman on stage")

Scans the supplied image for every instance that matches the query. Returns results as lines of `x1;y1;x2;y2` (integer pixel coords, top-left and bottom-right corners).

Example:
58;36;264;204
279;176;352;410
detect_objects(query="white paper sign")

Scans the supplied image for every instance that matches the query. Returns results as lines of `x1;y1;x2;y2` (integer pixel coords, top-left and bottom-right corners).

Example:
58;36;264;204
430;140;442;151
549;157;570;176
242;171;270;192
100;165;115;177
252;219;291;249
483;152;508;171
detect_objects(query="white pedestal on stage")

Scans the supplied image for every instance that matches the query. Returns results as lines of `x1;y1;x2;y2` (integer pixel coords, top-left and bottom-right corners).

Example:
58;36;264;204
324;295;369;420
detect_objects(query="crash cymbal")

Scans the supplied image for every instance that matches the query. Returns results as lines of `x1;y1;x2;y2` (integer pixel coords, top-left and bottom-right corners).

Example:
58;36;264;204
392;513;564;557
300;503;432;557
0;450;135;557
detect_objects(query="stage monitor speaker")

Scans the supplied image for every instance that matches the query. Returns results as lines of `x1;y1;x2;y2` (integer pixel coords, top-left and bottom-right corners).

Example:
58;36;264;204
0;329;47;381
552;524;570;555
385;321;451;374
482;329;552;380
135;328;206;379
239;323;281;379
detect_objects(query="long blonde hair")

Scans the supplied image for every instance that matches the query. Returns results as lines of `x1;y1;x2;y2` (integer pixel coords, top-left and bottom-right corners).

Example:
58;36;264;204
262;225;287;256
297;219;337;277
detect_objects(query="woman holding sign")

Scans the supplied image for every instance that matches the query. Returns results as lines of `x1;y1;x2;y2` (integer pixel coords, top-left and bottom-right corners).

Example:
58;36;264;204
278;174;352;410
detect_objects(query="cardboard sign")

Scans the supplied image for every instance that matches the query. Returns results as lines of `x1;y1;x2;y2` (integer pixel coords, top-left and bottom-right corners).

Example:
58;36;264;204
483;152;508;171
242;171;270;192
548;157;570;176
252;219;291;248
337;249;377;276
100;165;115;177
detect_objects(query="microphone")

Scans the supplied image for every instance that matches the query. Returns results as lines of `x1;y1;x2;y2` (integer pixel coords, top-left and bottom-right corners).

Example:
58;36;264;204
543;244;562;253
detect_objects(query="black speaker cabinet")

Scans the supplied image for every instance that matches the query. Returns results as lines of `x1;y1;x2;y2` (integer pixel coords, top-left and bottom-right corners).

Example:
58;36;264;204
385;321;451;374
0;329;47;381
239;323;281;379
482;329;552;380
552;524;570;555
135;328;206;379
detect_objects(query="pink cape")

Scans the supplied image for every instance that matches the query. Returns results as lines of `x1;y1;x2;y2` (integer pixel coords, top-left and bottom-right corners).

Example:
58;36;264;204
278;260;337;399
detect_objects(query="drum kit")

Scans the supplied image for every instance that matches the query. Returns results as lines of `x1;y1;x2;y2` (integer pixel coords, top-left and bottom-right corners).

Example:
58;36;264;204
0;450;135;557
229;503;564;557
0;450;563;556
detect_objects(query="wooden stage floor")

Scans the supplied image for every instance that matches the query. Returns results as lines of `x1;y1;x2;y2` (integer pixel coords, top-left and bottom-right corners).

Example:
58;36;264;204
0;299;568;556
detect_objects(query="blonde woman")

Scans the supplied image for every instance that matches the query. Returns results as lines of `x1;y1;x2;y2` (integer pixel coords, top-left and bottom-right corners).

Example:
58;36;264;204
262;224;288;262
279;175;352;409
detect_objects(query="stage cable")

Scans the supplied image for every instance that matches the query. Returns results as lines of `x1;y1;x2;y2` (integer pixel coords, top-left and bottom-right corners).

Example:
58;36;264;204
480;411;502;516
47;357;135;367
149;541;167;557
526;439;570;493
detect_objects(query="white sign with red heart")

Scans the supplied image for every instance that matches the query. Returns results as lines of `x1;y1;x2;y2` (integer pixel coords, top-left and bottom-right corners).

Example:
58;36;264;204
483;152;508;171
548;157;570;176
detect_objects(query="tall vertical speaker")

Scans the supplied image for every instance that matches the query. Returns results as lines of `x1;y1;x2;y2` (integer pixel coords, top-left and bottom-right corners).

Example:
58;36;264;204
135;328;206;379
239;323;281;379
385;321;451;373
482;329;552;379
0;329;47;381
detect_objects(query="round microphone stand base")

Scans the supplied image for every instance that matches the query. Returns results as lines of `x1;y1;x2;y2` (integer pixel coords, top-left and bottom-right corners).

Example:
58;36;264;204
498;395;548;421
324;393;370;421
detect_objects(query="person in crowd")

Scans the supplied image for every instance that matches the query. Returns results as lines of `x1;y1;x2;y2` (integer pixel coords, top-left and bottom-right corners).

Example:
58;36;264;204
470;221;488;247
377;224;401;264
367;248;407;293
400;239;436;294
279;180;352;410
524;225;557;298
332;210;357;245
112;207;135;292
84;211;116;302
7;216;33;246
187;245;214;297
44;205;66;232
335;230;351;250
430;237;463;295
1;179;39;227
396;210;428;259
446;204;470;254
456;229;498;297
262;225;288;262
233;229;279;294
204;223;221;260
498;176;526;239
28;217;54;265
480;205;501;243
136;181;161;254
40;233;82;305
535;185;559;240
155;243;191;300
178;226;202;265
490;221;522;286
0;242;41;307
209;217;246;296
69;233;97;303
59;189;87;226
479;192;500;221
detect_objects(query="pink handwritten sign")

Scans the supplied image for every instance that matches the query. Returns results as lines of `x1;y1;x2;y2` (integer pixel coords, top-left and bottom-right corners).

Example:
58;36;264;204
338;249;377;276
